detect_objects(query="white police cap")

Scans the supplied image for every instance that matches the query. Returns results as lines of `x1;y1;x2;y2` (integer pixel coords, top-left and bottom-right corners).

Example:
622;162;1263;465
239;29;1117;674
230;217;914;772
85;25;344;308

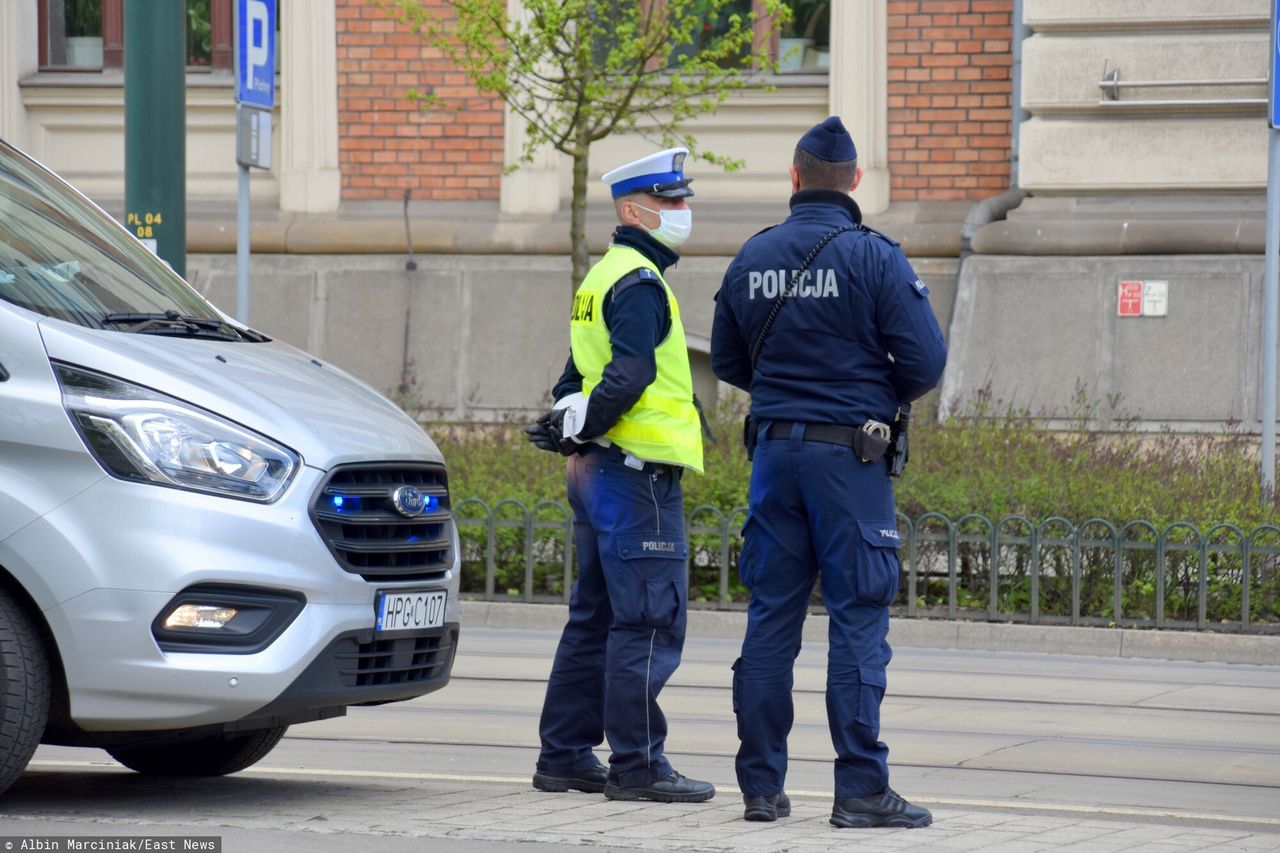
601;147;694;199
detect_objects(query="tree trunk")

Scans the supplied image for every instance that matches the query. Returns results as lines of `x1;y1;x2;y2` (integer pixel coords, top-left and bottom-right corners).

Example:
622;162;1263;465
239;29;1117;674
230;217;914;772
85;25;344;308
568;126;591;305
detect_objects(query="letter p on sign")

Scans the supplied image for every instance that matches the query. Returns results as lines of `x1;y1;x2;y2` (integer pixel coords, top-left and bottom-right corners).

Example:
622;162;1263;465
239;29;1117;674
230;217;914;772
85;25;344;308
247;1;269;80
235;0;277;109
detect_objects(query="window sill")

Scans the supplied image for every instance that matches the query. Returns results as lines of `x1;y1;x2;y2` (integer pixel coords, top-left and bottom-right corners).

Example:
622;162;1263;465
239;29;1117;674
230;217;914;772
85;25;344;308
765;72;830;86
22;69;240;89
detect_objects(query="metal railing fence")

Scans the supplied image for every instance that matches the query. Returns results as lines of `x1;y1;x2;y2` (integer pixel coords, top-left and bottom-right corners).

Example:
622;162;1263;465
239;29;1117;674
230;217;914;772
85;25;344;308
453;499;1280;634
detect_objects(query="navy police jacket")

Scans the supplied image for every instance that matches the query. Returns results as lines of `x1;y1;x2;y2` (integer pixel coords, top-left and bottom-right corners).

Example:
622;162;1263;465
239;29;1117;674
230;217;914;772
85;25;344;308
711;189;947;425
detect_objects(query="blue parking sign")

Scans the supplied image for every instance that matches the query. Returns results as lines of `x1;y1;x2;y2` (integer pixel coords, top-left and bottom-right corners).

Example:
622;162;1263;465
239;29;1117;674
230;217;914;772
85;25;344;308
236;0;277;109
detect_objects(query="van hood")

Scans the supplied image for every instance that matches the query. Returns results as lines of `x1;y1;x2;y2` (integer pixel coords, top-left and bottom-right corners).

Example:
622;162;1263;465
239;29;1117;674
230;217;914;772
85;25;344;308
39;321;441;470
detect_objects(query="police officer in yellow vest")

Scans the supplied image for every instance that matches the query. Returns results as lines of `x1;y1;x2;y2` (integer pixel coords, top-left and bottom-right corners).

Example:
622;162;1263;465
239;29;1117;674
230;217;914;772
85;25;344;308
524;148;714;804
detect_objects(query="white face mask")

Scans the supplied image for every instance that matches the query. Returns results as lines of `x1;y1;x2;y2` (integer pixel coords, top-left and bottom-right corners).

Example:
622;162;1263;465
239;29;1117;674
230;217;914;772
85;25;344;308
633;203;692;248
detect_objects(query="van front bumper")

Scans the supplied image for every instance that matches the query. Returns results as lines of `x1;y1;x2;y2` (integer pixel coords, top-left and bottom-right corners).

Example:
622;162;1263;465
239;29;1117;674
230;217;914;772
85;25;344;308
7;466;461;732
245;623;459;724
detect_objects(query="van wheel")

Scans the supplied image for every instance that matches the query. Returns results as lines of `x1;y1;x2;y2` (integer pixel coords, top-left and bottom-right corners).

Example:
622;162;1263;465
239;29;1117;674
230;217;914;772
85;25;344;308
0;589;51;796
106;726;288;776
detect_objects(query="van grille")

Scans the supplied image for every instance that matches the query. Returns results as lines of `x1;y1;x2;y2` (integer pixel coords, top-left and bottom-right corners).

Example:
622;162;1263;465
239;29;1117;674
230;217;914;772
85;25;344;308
310;463;453;583
336;631;453;688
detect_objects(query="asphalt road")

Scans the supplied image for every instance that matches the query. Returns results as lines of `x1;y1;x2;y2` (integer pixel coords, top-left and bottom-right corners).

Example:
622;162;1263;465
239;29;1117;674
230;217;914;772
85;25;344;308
5;625;1280;851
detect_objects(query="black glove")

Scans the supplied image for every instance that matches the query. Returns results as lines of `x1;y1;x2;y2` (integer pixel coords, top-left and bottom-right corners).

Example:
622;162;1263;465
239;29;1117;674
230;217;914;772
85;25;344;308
524;407;578;456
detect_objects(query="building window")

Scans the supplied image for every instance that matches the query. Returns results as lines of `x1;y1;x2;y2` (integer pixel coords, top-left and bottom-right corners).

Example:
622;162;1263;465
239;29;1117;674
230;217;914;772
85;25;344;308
670;0;829;73
777;0;829;73
37;0;234;71
186;0;235;70
38;0;113;69
669;0;755;70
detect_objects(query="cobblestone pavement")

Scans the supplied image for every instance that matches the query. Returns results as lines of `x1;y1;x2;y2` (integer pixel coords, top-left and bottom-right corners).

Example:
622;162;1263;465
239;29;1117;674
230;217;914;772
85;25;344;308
10;761;1280;853
10;614;1280;852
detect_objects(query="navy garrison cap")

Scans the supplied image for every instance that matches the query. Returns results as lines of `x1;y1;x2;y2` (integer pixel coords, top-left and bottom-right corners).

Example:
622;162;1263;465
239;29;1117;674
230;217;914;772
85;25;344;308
796;116;857;163
602;147;694;199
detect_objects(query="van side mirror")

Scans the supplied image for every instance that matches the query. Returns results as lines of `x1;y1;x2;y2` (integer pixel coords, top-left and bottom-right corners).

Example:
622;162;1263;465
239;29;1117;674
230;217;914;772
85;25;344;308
0;360;8;381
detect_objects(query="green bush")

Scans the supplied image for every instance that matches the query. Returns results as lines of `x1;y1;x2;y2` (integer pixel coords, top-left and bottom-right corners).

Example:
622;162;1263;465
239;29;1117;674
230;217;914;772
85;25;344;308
902;386;1277;530
429;389;1280;626
426;421;568;600
897;388;1279;627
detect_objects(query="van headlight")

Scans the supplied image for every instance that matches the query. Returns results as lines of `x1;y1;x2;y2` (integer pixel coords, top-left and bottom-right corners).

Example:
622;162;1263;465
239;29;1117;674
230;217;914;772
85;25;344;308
56;363;299;502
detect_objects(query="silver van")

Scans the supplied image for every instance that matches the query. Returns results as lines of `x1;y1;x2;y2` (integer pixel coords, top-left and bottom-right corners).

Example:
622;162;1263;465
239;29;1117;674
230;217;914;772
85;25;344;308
0;139;459;793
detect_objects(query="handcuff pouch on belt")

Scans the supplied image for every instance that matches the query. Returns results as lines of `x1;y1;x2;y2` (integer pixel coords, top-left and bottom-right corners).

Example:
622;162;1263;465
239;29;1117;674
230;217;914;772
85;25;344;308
856;420;892;463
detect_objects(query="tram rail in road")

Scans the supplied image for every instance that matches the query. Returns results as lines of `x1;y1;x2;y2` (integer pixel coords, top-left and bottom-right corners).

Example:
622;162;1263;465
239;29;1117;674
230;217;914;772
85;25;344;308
9;626;1280;851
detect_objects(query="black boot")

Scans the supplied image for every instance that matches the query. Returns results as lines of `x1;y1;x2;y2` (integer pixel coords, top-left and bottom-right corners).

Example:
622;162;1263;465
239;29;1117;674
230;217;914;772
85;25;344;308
532;764;608;794
743;792;791;822
604;771;715;803
830;788;931;828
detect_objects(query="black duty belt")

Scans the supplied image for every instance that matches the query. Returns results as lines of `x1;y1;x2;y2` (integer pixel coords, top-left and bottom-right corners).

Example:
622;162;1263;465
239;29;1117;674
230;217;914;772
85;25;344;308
766;421;858;445
764;420;891;463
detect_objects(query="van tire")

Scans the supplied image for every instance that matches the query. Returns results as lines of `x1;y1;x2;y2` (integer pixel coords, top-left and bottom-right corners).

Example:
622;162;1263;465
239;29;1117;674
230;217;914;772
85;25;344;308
0;589;51;796
106;726;288;777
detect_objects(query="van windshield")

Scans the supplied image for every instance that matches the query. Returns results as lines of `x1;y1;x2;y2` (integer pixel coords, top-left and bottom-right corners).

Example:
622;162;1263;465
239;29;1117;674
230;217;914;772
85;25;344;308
0;141;246;338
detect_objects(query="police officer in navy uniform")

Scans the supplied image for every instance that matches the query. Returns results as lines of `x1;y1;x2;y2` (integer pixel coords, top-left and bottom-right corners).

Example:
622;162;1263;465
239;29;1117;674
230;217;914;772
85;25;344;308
711;117;947;827
524;148;714;804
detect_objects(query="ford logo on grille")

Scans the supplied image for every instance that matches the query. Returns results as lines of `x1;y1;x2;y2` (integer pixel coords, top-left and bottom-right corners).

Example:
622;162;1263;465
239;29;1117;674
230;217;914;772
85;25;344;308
392;485;426;517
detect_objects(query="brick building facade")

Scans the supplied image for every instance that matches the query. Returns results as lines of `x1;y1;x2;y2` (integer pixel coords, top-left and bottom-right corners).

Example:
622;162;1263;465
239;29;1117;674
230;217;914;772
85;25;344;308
887;0;1013;201
335;0;1015;205
335;0;503;201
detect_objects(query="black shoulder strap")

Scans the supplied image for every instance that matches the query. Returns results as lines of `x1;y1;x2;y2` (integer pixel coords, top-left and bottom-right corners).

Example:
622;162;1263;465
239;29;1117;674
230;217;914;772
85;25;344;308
749;226;858;372
858;223;900;247
606;267;670;339
611;266;661;298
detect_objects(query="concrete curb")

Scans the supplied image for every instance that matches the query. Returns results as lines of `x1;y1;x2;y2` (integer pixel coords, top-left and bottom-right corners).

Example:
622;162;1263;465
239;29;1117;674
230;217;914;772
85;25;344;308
463;600;1280;666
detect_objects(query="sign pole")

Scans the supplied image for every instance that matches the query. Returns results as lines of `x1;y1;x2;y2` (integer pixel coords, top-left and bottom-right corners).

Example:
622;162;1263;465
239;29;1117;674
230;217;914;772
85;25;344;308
237;117;251;324
233;0;277;325
1265;135;1279;500
233;1;248;324
1265;1;1280;498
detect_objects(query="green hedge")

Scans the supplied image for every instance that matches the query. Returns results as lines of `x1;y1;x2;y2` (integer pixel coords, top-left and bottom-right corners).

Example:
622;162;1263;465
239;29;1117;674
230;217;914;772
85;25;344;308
433;392;1277;528
428;392;1280;622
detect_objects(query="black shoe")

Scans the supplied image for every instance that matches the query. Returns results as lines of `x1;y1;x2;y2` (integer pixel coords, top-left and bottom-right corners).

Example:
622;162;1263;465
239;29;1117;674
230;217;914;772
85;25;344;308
603;771;716;803
532;764;608;794
831;788;932;829
743;792;791;822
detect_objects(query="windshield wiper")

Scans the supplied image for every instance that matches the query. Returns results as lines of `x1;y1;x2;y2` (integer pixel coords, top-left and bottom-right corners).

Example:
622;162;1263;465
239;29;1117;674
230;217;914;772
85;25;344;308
103;311;226;329
101;311;268;342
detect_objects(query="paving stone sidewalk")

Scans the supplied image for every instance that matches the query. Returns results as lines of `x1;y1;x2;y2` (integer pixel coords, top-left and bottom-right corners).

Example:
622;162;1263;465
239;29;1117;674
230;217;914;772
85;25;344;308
15;764;1279;853
388;781;1280;852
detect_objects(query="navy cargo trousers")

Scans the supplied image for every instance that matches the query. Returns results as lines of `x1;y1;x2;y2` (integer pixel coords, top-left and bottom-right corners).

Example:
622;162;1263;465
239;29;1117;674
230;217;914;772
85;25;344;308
537;445;689;787
733;422;902;799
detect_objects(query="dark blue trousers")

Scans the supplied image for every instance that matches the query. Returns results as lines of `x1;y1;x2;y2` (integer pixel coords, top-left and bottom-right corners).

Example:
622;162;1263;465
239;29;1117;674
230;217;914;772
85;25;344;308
733;423;901;798
537;446;689;787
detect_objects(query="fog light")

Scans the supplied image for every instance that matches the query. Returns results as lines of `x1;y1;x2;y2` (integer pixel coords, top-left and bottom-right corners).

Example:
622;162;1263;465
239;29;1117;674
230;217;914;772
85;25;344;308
153;584;306;653
164;604;239;630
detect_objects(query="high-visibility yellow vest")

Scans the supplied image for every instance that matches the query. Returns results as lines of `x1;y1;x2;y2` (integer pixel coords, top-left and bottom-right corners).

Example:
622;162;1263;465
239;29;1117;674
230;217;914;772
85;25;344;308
570;244;704;473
